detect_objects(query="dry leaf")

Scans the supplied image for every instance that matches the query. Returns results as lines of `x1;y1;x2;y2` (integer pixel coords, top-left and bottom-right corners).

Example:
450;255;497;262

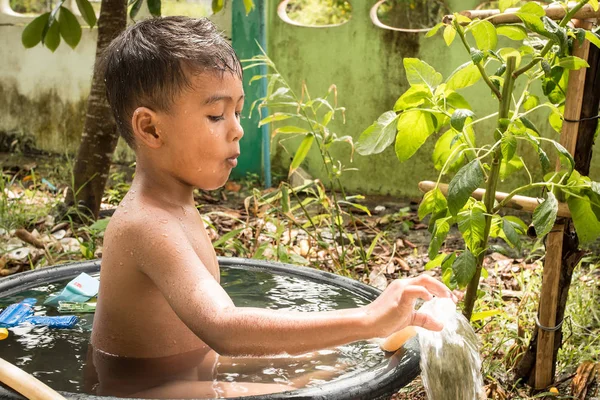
571;361;598;399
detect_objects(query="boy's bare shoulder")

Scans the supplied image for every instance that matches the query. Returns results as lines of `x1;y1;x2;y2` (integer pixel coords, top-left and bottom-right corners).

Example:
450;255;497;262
105;197;184;252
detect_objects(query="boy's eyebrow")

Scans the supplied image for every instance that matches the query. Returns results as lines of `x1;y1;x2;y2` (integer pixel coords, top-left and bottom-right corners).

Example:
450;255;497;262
204;94;245;105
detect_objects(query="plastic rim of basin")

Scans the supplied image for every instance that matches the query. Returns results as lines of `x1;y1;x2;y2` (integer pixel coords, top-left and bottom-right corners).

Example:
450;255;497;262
0;258;420;400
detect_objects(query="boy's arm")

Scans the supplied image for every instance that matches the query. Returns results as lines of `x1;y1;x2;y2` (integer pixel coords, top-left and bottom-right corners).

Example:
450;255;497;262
132;218;450;357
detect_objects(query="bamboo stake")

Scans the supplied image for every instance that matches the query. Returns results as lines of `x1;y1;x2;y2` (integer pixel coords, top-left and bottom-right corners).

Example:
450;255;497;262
417;181;572;218
443;3;600;25
535;20;593;390
0;357;66;400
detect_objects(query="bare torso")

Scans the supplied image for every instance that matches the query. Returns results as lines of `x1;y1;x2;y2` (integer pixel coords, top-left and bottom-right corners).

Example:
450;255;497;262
91;191;218;358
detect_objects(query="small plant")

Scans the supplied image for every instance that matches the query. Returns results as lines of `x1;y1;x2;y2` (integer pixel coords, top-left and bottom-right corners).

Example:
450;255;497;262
243;52;373;272
358;0;600;319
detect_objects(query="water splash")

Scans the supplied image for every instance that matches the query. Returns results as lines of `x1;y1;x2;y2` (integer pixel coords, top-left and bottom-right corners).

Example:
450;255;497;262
417;298;484;400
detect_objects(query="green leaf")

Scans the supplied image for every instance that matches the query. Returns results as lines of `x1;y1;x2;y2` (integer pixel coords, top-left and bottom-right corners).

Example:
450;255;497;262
426;22;444;37
470;20;497;51
356;111;399;155
585;31;600;49
518;2;545;17
557;56;590;70
393;86;430;111
502;218;521;248
43;19;61;52
499;0;520;12
22;12;50;48
446;91;472;110
394;110;436;161
497;25;527;40
429;217;451;259
516;12;547;36
129;0;143;20
259;112;293;126
446;62;481;91
550;141;574;175
403;58;443;92
549;106;563;132
523;93;539;111
567;196;600;244
213;228;244;248
243;0;254;14
501;134;517;161
452;250;477;288
443;25;456;46
58;7;81;49
212;0;224;13
289;134;314;176
432;128;472;172
520;116;540;135
75;0;96;28
88;217;110;233
533;192;558;237
590;0;599;11
425;253;447;270
450;109;474;131
538;146;551;173
471;309;503;322
458;201;486;254
418;187;447;220
147;0;161;17
275;126;310;134
448;159;484;215
500;156;524;181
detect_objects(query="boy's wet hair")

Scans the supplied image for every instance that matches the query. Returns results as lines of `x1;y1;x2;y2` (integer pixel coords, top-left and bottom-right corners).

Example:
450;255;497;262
101;16;242;148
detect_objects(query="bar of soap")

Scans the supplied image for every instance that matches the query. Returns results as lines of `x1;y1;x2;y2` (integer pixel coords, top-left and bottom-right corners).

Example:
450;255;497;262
380;326;417;352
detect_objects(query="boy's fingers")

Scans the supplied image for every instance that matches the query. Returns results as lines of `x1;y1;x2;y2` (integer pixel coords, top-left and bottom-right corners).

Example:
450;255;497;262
401;286;434;304
411;312;444;331
409;275;453;299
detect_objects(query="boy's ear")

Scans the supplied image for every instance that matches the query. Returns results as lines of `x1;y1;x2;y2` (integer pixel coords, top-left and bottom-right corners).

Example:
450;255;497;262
131;107;162;149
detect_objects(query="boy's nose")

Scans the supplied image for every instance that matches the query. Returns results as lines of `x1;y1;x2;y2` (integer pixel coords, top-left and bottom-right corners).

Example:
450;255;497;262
231;120;244;142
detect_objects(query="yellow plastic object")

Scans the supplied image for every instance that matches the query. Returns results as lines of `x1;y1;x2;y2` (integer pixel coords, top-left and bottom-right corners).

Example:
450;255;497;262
380;326;417;353
0;328;8;340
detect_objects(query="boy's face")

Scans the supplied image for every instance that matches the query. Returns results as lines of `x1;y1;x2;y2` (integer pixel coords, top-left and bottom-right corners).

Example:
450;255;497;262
155;71;245;191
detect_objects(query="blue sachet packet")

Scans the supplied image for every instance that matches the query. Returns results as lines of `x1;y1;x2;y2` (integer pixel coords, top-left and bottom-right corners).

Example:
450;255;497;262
0;298;36;327
44;273;99;307
24;315;79;329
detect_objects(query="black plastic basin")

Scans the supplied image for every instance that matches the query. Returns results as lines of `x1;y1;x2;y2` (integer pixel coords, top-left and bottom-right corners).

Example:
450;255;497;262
0;258;420;400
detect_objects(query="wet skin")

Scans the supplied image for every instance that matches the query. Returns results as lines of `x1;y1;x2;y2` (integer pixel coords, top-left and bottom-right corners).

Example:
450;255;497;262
90;71;453;398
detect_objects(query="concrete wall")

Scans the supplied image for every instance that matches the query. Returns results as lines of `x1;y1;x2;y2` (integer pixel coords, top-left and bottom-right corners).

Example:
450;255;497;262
266;0;600;197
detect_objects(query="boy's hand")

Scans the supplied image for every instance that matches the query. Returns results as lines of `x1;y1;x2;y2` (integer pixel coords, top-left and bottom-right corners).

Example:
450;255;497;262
366;275;456;338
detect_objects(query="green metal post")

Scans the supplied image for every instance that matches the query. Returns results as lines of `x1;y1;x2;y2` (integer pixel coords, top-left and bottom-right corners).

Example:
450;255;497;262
231;0;270;187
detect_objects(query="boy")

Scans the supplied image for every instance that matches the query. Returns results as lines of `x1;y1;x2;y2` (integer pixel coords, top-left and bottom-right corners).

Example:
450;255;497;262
90;16;454;398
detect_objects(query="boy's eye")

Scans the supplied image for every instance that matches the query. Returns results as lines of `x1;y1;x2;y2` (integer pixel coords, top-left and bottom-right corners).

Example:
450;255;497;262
208;115;224;122
235;112;242;119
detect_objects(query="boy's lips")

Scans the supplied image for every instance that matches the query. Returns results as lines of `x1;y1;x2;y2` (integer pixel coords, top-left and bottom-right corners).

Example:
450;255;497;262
226;153;240;168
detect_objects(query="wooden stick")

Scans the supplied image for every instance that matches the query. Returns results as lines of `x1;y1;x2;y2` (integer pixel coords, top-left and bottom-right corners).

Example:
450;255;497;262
0;357;66;400
417;181;571;218
535;223;565;390
534;20;593;391
443;3;600;25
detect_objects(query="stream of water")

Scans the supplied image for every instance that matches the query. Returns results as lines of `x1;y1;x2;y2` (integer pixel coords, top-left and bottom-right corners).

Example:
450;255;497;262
417;297;485;400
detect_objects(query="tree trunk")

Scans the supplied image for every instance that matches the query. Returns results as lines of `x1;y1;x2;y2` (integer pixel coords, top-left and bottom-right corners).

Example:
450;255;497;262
62;0;126;220
514;41;600;388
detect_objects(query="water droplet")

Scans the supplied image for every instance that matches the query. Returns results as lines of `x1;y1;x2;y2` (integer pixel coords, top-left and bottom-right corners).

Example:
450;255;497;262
162;233;168;237
159;219;168;224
